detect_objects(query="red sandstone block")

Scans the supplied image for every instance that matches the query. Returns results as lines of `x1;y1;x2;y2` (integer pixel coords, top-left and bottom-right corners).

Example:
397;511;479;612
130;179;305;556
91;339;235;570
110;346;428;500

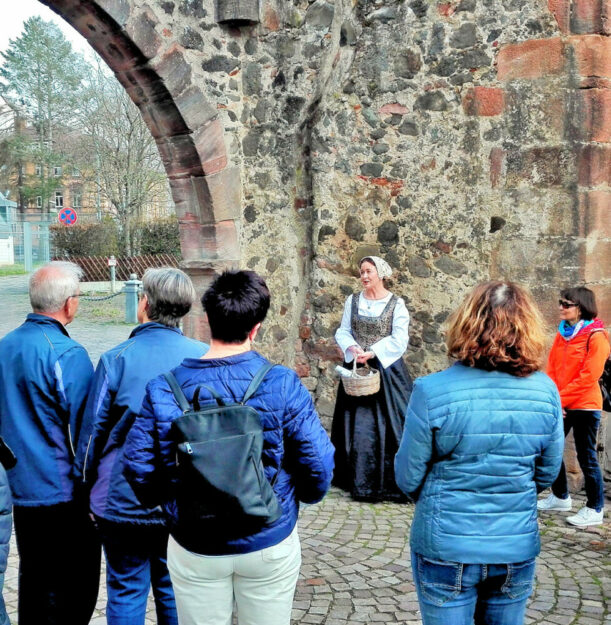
584;240;611;282
193;119;228;175
295;360;311;378
462;87;505;116
578;191;611;237
571;0;607;34
299;325;311;340
570;35;611;77
497;38;566;81
379;103;409;115
262;4;279;31
489;148;505;188
579;89;611;143
578;144;611;186
437;3;456;17
590;284;611;328
548;0;571;33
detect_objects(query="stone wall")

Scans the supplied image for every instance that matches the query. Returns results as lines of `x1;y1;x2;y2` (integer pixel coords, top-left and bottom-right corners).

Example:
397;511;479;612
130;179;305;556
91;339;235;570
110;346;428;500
47;0;610;426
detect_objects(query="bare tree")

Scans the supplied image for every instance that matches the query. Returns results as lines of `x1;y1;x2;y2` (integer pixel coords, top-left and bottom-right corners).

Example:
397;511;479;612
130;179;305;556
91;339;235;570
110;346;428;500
78;65;168;255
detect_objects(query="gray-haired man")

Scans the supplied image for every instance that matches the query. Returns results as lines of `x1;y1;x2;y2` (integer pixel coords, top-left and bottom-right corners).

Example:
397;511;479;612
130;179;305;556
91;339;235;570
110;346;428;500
74;267;208;625
0;261;100;625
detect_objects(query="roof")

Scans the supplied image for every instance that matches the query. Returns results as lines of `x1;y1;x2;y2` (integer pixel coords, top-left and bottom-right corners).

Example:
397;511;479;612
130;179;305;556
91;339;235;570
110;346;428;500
0;192;17;209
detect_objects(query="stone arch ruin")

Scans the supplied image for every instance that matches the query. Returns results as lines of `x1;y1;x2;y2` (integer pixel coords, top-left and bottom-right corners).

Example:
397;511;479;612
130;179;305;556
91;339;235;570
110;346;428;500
41;0;609;422
43;0;242;340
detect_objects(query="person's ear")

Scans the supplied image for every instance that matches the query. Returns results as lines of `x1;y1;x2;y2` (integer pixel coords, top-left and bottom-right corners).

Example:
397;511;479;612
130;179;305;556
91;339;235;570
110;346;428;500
249;323;262;343
65;294;79;321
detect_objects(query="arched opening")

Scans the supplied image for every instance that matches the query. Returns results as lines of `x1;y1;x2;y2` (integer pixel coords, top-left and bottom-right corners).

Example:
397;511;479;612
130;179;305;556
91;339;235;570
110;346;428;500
41;0;241;339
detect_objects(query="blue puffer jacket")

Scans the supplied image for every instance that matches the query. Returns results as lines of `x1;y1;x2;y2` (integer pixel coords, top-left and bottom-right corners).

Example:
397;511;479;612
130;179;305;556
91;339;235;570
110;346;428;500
123;350;335;555
0;314;93;506
395;363;564;564
74;323;207;524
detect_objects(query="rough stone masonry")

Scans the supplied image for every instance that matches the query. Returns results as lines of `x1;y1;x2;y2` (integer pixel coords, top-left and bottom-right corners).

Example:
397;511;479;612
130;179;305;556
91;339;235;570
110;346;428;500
44;0;610;425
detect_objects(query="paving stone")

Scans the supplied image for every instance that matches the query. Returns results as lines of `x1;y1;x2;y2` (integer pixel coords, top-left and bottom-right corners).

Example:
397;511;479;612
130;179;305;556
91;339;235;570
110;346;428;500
1;274;610;623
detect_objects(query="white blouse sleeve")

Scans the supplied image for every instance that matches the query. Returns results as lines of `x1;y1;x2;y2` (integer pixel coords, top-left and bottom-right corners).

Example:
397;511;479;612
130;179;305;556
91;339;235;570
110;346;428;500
370;297;410;369
335;295;361;362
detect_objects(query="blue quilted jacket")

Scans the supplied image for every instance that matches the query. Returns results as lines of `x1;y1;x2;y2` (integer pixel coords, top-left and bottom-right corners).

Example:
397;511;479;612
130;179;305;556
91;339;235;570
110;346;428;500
123;350;334;555
73;323;207;524
0;314;93;505
395;363;564;564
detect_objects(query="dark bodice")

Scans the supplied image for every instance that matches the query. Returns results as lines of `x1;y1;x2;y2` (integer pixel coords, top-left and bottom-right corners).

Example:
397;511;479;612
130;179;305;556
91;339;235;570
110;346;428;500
350;293;397;350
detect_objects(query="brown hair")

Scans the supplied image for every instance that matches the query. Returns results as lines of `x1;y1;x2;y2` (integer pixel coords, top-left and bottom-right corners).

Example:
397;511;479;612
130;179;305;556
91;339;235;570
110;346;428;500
445;281;546;377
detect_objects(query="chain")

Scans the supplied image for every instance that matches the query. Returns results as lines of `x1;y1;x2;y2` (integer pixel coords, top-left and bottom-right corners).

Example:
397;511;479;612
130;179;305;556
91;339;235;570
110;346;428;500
80;291;125;302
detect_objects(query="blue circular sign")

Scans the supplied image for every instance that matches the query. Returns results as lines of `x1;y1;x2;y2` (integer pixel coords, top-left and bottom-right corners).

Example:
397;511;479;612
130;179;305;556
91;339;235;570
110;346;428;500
58;207;78;225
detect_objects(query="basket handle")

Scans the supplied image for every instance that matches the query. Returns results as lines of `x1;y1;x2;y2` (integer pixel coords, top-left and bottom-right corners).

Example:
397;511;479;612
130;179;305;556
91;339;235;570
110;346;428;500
352;358;369;377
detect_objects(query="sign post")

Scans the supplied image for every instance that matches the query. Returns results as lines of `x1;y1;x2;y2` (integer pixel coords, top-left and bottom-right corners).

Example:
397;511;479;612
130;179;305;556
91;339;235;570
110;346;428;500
108;255;117;293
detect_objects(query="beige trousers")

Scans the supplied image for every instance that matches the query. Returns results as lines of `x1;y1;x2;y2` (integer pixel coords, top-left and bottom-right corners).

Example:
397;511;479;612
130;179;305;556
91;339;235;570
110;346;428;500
167;528;301;625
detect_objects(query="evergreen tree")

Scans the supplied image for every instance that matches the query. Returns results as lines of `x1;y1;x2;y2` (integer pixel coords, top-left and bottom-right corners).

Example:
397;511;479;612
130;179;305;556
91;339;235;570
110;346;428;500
0;17;89;214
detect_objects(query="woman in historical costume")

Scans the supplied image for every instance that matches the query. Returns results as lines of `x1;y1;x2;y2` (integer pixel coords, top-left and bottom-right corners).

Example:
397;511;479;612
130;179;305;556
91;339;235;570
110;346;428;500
331;255;412;502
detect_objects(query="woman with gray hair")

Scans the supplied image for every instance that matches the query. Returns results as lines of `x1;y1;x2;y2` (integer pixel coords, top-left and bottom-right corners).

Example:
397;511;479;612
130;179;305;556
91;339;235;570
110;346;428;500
74;267;208;625
331;256;412;502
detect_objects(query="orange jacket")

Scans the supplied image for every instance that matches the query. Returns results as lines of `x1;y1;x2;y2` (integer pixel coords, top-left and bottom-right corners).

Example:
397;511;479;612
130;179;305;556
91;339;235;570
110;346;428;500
547;319;610;410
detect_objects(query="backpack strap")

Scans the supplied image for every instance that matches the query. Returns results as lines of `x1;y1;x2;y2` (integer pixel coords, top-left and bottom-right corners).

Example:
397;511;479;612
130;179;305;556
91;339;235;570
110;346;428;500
193;385;225;410
586;328;606;352
241;363;275;405
163;372;192;414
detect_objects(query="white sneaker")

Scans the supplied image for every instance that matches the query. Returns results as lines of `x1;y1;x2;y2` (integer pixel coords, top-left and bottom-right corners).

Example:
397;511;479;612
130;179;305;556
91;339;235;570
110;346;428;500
537;493;572;511
566;506;604;527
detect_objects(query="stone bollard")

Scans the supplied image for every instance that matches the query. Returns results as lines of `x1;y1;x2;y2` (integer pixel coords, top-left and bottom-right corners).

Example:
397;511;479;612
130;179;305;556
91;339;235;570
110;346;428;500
124;273;141;325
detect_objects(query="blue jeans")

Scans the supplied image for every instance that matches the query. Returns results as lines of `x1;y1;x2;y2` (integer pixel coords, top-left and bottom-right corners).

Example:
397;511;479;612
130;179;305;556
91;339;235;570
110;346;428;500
411;552;535;625
97;519;178;625
552;410;604;511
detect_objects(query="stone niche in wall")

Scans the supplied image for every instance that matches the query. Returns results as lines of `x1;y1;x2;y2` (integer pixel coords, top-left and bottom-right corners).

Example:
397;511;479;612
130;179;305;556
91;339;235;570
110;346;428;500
216;0;259;24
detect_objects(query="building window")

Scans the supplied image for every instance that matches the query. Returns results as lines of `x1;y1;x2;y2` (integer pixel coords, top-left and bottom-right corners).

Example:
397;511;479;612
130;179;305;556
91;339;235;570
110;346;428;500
72;167;80;178
53;165;62;177
35;164;42;176
72;191;82;208
36;196;42;208
55;191;63;208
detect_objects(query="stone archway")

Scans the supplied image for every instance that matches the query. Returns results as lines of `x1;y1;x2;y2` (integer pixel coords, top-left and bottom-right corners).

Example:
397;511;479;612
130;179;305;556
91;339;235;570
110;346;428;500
42;0;240;340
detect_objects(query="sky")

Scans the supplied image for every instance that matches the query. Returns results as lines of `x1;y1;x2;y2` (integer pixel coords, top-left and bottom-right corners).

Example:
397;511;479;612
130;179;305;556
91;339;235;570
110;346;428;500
0;0;92;56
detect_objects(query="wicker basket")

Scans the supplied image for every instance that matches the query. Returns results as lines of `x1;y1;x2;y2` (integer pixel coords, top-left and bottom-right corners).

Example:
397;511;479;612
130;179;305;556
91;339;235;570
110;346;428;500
342;359;381;397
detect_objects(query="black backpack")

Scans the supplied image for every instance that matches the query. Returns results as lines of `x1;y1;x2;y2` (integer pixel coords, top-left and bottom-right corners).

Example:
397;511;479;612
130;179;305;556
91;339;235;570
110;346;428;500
164;363;282;533
586;330;611;412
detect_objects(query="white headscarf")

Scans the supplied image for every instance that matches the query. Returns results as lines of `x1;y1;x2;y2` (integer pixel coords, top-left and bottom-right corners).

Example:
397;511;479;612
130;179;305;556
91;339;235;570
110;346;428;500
360;256;392;279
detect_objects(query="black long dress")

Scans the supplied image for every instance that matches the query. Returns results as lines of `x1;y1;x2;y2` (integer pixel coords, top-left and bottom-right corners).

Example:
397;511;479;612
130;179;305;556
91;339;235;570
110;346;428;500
331;294;412;502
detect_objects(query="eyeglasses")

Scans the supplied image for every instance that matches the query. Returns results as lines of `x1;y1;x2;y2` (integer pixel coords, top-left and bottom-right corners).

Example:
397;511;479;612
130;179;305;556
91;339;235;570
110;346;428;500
558;300;577;309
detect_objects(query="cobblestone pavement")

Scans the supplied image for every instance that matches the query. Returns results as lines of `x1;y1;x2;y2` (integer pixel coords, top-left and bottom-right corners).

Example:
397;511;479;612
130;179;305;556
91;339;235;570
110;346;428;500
1;275;610;624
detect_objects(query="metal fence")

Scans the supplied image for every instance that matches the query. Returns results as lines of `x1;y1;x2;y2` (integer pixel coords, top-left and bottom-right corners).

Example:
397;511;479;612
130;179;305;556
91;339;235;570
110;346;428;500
0;218;55;270
54;254;180;282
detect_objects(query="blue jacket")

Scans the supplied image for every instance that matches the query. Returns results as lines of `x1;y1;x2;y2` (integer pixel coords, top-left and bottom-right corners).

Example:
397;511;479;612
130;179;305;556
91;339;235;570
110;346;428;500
0;314;93;506
123;350;335;555
74;322;207;524
395;363;564;564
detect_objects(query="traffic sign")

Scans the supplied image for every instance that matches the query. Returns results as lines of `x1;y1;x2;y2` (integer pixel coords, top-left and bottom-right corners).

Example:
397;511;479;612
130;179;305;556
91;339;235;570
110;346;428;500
58;207;78;226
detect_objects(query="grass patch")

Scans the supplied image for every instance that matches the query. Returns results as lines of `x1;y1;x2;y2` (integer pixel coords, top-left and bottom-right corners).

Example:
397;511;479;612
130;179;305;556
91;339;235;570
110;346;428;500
77;291;127;324
0;264;27;276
